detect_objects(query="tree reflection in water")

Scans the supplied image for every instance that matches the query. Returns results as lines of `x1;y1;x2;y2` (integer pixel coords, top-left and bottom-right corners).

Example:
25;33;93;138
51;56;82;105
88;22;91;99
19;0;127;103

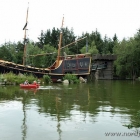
0;81;140;140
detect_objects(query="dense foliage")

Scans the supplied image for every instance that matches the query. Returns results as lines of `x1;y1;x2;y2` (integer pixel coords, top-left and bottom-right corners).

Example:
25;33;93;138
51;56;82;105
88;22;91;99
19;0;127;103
1;27;140;79
63;74;79;83
113;30;140;79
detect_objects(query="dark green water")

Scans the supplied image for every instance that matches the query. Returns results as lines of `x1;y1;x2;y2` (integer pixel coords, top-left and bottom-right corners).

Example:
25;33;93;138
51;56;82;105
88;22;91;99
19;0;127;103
0;80;140;140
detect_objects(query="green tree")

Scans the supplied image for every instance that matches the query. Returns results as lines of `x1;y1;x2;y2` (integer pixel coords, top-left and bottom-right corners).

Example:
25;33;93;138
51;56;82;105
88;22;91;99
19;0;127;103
0;46;13;61
113;37;140;79
80;41;98;55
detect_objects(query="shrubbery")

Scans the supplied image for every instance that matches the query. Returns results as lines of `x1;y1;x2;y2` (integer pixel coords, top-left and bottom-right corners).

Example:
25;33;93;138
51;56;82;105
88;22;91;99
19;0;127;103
43;75;52;83
63;74;79;83
0;72;37;85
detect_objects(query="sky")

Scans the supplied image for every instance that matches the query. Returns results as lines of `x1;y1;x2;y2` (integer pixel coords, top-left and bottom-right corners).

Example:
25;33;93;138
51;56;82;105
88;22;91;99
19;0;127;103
1;0;140;45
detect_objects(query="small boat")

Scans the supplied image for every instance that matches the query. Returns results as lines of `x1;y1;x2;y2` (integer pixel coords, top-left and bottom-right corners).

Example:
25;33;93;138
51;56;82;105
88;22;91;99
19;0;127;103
20;84;40;88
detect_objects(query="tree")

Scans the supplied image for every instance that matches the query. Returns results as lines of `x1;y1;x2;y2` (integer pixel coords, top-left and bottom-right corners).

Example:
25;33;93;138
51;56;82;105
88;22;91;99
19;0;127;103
80;41;98;55
0;45;13;61
113;37;140;79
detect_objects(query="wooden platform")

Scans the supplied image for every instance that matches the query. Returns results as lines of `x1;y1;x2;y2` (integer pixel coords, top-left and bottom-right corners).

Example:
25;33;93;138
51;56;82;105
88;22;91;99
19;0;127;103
91;54;117;80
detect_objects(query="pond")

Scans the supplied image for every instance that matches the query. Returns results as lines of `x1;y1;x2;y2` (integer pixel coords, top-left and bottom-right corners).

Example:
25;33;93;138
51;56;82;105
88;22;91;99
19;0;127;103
0;80;140;140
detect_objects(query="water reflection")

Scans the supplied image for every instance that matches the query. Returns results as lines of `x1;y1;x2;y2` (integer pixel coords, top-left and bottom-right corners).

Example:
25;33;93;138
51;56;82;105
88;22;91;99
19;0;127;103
0;81;140;140
55;96;62;140
22;98;27;140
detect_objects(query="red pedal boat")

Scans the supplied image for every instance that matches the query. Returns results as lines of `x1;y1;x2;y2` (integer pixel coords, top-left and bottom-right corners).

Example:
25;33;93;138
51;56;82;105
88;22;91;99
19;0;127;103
20;84;40;88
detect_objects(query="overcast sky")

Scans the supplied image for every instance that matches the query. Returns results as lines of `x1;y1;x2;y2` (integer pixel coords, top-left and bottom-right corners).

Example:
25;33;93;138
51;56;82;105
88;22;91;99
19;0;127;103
0;0;140;45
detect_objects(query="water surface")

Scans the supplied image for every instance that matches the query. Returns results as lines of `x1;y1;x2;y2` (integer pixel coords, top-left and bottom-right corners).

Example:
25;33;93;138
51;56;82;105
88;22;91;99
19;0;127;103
0;80;140;140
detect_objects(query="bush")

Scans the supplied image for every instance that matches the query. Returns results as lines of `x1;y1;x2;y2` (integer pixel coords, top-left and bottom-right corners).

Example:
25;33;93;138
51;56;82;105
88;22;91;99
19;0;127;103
43;75;51;83
63;74;79;83
0;72;37;85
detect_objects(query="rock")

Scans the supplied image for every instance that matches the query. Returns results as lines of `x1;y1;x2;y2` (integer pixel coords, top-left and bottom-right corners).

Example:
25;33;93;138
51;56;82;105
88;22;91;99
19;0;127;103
79;76;87;83
57;79;62;83
63;79;69;84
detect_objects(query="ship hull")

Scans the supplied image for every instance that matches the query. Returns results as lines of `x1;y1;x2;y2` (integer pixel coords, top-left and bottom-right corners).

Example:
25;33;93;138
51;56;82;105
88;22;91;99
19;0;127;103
0;60;49;78
0;54;91;82
48;56;91;82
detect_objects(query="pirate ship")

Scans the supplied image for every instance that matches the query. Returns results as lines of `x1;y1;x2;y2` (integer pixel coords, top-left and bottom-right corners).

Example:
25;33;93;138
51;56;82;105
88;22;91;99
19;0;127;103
0;7;91;82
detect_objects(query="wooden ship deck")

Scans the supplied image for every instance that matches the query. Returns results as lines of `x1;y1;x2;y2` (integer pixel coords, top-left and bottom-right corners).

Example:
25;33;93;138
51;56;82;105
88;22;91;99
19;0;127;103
0;60;49;77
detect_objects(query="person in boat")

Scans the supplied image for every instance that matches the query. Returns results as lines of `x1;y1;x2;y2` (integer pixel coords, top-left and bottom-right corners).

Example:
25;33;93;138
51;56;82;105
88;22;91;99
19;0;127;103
24;80;29;85
33;80;37;85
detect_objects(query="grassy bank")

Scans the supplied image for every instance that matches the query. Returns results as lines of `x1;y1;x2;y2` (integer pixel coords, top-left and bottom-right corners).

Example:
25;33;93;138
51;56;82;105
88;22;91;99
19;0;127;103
0;72;38;85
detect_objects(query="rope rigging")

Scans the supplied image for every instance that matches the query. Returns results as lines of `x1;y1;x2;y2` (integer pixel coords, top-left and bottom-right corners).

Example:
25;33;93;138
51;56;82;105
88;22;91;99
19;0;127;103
26;52;56;67
27;52;56;57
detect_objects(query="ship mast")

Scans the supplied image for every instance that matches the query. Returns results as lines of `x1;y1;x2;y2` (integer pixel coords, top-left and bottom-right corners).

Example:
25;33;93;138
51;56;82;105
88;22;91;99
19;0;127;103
60;36;87;50
23;6;29;66
56;16;64;67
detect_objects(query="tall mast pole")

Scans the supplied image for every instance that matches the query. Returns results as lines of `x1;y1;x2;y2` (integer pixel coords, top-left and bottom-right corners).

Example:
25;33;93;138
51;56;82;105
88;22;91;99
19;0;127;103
56;16;64;66
23;5;29;66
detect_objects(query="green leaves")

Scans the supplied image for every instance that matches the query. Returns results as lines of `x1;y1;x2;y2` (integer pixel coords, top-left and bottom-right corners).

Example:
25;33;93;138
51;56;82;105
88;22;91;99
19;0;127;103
43;75;52;83
63;74;79;83
80;41;98;55
113;37;140;79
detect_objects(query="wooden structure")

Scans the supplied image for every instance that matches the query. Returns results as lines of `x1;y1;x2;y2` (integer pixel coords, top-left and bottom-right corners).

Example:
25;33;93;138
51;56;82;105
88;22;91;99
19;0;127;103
91;54;117;80
0;60;49;77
